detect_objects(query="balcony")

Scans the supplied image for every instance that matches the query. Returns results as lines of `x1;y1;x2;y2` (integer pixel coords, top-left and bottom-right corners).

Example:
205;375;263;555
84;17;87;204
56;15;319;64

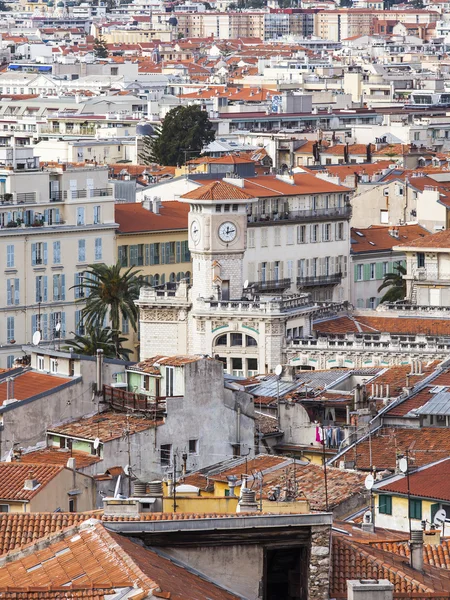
0;191;37;205
64;187;113;200
246;278;291;293
248;205;351;225
297;273;342;287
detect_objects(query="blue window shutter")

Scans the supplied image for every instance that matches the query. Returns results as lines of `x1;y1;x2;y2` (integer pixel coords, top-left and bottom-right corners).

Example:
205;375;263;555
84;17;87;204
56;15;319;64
35;277;40;303
42;314;48;340
44;209;49;224
74;273;80;299
61;274;65;301
176;241;181;263
31;243;36;266
43;276;48;302
55;209;60;224
14;279;19;305
6;279;11;306
145;244;150;266
43;243;48;265
61;312;66;337
150;244;155;265
53;275;58;301
32;314;37;334
7;212;11;224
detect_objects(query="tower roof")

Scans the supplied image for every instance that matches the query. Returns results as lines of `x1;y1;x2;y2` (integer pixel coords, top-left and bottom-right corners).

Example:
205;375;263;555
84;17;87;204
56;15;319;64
181;180;255;201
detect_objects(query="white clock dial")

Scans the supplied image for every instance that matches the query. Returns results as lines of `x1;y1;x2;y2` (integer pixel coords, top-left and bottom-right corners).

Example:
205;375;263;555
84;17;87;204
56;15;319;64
191;220;200;244
218;221;237;243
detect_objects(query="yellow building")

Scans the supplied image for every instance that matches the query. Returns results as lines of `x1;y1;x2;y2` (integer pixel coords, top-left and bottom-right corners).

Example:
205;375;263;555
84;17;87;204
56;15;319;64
115;200;191;357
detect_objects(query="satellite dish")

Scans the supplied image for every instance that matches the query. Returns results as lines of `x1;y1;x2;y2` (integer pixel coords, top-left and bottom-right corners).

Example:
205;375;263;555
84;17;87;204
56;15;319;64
55;322;61;332
243;280;249;289
5;448;13;462
399;457;408;473
275;364;283;377
124;464;131;476
93;437;100;450
364;474;374;490
434;508;447;527
32;331;41;346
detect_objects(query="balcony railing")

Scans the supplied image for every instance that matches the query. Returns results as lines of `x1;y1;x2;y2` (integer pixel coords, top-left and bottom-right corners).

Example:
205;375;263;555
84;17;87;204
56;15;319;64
246;278;292;292
64;187;113;200
297;273;342;287
0;192;37;205
248;205;351;225
103;384;175;417
50;191;64;202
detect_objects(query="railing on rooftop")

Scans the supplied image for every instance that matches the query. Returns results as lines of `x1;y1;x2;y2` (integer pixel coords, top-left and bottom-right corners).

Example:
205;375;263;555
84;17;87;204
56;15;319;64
297;273;342;287
246;278;292;293
64;187;113;200
248;205;351;225
103;384;170;416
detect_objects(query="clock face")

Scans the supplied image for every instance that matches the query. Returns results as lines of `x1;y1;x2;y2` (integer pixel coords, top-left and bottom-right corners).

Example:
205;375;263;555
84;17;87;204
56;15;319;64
191;220;200;244
218;221;237;243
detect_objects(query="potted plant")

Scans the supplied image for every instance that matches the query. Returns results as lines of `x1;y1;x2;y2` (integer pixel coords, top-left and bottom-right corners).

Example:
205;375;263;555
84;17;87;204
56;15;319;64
3;193;12;203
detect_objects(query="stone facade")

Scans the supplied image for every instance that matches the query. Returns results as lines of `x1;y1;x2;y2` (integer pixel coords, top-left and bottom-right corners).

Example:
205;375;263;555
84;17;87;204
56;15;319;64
309;525;332;600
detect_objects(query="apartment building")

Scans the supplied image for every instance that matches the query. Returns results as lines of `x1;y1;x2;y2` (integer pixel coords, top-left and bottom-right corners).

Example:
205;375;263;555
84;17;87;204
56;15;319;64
115;199;191;358
243;173;352;303
0;147;116;367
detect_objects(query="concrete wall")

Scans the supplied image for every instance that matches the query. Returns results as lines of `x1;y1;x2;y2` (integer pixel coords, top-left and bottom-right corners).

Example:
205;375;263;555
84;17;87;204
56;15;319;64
29;468;96;513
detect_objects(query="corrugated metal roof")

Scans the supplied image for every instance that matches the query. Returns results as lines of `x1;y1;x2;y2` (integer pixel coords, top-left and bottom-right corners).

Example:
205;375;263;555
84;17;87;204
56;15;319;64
415;390;450;415
249;376;300;398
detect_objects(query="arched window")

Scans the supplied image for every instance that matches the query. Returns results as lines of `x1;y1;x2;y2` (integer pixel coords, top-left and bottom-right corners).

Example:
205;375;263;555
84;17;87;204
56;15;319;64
246;335;257;347
216;334;227;346
148;274;154;287
169;272;176;283
185;271;191;284
153;273;160;286
161;273;166;285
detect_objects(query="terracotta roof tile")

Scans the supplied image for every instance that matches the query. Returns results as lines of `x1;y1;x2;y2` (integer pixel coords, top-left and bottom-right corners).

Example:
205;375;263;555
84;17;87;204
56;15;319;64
181;180;255;201
386;368;450;416
379;457;450;502
371;362;439;398
48;411;160;443
20;448;101;469
0;372;71;407
334;427;450;471
351;224;429;253
396;226;450;249
314;315;450;336
115;201;189;234
0;463;63;502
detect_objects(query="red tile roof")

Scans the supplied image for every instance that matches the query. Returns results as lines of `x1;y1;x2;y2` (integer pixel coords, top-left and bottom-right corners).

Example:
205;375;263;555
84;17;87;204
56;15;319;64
386;368;450;416
396;226;450;249
181;180;255;201
379;458;450;502
333;427;450;471
242;173;350;197
0;463;63;501
314;315;450;336
351;224;429;253
0;372;71;406
115;201;189;234
48;411;160;443
322;143;374;156
20;448;101;469
371;362;439;398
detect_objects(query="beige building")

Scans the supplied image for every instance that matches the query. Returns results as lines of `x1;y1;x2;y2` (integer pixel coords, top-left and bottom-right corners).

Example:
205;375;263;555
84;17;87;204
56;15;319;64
0;147;116;367
0;462;95;513
115;199;191;357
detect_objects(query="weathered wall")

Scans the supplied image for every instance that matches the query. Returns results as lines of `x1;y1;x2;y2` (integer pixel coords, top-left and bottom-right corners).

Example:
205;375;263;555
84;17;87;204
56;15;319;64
309;525;332;600
29;469;96;513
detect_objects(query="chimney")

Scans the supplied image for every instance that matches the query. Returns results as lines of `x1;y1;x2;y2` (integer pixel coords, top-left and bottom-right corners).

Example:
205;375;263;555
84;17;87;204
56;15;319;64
24;470;39;490
142;196;152;211
66;457;76;470
227;475;238;497
347;580;393;600
237;488;258;513
410;529;424;572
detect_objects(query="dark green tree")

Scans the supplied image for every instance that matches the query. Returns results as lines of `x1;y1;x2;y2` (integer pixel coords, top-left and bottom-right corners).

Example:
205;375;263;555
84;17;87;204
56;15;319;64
140;105;215;166
93;36;108;59
377;262;406;303
64;326;132;361
71;262;142;358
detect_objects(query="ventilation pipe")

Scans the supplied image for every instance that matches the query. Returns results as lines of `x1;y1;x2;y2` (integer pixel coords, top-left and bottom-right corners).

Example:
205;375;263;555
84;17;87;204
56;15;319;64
410;530;424;572
96;349;104;395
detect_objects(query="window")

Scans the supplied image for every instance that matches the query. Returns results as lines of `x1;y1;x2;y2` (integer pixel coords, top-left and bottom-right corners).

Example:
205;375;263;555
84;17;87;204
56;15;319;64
297;225;306;244
370;263;376;279
94;238;102;261
382;261;389;276
232;357;243;374
160;443;172;467
189;439;198;454
37;355;45;371
0;505;9;513
336;222;344;241
216;334;227;346
76;207;85;226
417;252;425;268
369;297;376;309
165;366;174;396
231;333;243;346
297;259;306;278
215;204;222;212
149;243;160;265
75;310;84;335
311;224;319;242
246;335;257;347
274;227;281;246
6;317;14;342
248;229;255;248
378;494;392;515
35;276;47;303
122;315;129;335
50;358;58;373
274;261;280;281
78;239;86;262
118;245;128;267
31;242;47;266
261;228;268;247
129;244;144;266
261;262;267;282
380;210;389;224
409;499;422;520
6;355;14;368
69;498;76;513
51;312;65;338
232;204;238;212
356;264;363;281
53;274;65;301
93;205;101;224
323;223;331;242
6;244;14;268
7;279;19;306
53;241;61;264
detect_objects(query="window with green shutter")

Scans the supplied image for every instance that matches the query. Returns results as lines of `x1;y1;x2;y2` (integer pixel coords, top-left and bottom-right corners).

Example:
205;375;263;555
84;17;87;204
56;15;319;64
376;262;383;280
379;495;392;515
409;499;422;520
363;263;371;281
431;503;440;523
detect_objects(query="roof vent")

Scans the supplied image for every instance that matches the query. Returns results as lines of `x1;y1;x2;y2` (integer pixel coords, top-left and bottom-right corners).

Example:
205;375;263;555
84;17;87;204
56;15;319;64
24;471;40;490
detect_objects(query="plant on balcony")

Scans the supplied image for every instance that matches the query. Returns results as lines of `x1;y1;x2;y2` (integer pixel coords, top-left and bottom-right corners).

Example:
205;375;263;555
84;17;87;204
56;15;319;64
71;261;143;359
31;218;44;227
3;193;12;203
6;220;17;228
378;262;406;303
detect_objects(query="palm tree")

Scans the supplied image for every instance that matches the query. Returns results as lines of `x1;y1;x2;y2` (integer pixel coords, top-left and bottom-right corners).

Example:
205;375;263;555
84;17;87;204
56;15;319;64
63;326;132;361
71;262;142;357
378;262;406;303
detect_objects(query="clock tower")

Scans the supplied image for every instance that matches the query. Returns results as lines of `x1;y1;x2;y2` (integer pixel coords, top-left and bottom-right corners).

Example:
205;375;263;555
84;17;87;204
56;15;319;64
181;180;257;301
